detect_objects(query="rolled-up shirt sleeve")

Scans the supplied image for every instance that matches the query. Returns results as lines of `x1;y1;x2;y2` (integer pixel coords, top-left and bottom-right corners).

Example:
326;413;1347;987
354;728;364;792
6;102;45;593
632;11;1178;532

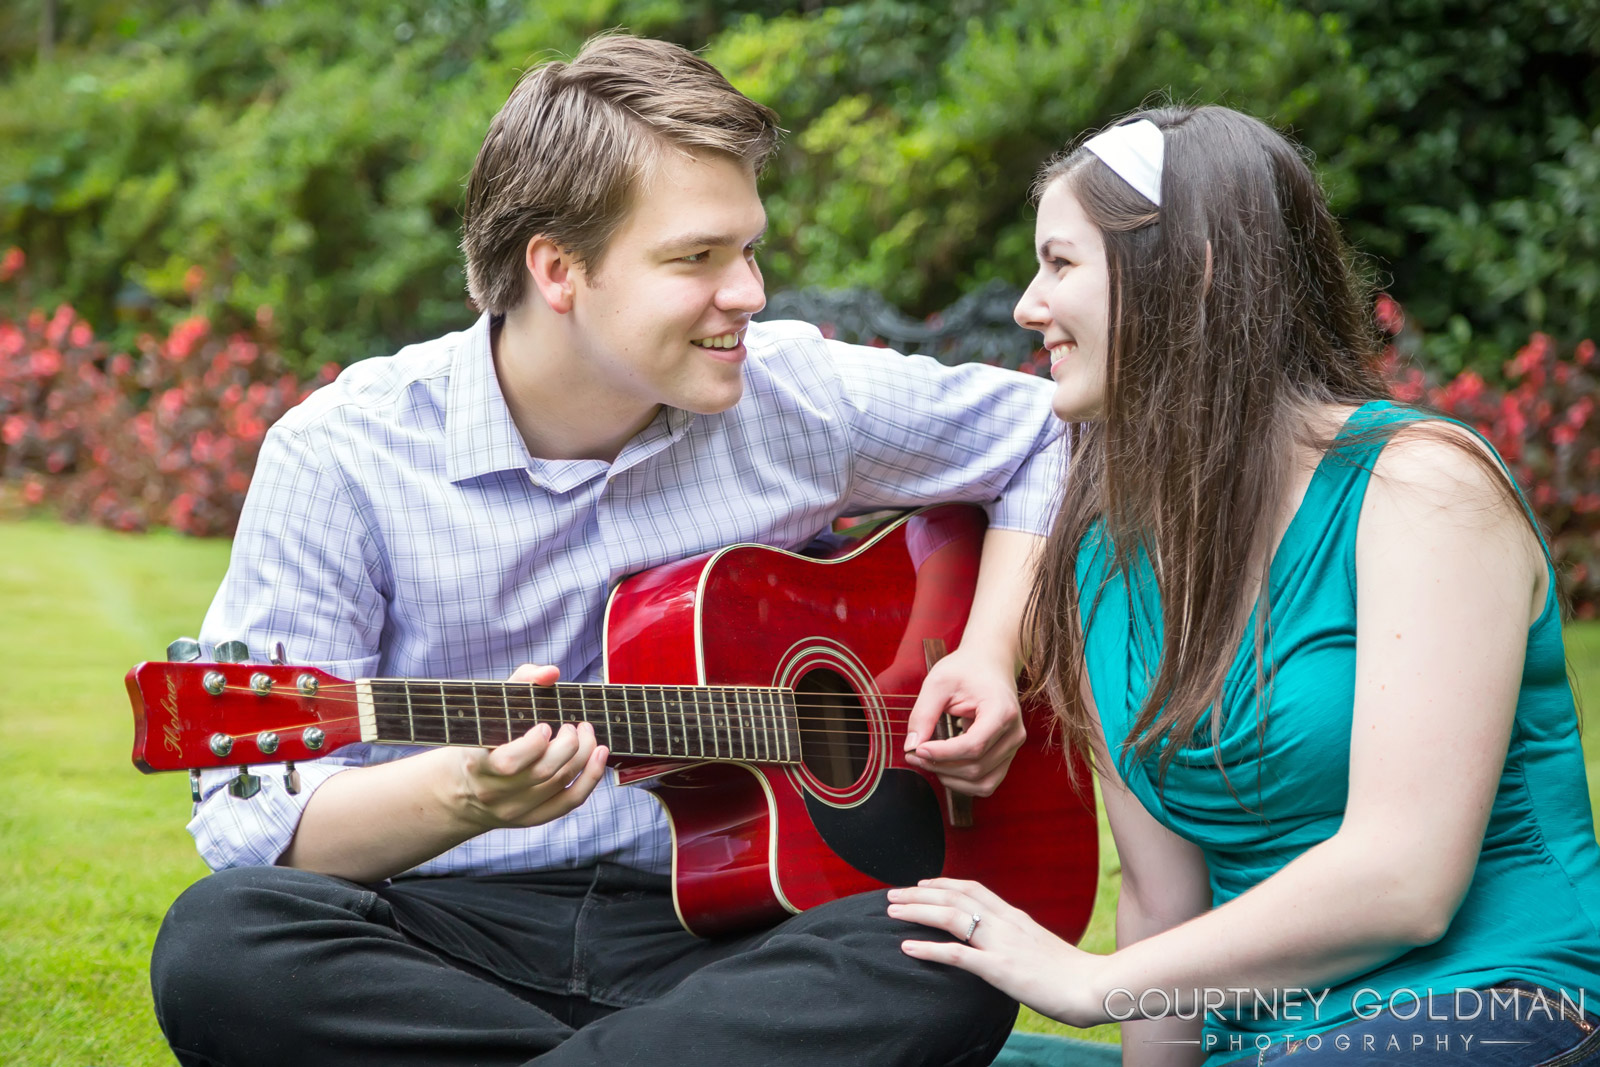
828;339;1065;533
188;417;387;870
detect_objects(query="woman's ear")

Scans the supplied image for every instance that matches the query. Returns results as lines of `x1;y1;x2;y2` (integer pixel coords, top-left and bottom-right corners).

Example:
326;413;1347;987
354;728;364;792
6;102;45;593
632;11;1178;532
525;236;576;315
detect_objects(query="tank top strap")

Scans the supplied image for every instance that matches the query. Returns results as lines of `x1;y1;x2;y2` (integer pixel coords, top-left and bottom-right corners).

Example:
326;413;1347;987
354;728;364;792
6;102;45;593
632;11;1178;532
1264;400;1430;588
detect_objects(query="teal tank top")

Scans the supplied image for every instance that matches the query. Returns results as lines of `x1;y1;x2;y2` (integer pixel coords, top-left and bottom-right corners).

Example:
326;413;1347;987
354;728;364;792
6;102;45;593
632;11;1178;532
1078;401;1600;1060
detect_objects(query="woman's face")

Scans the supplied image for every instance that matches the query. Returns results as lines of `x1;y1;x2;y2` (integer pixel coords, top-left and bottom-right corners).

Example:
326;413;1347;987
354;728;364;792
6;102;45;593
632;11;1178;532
1013;179;1110;422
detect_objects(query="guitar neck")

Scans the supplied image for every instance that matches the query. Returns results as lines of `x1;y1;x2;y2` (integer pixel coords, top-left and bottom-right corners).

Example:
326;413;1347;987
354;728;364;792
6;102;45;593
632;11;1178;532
355;678;803;764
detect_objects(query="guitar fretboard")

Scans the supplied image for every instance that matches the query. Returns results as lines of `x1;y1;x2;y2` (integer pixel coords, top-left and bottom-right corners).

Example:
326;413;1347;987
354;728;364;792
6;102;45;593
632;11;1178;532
355;679;802;764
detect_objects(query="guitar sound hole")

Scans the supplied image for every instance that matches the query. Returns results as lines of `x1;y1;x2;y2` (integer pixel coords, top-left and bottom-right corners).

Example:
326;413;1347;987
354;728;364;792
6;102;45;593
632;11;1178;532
795;668;870;788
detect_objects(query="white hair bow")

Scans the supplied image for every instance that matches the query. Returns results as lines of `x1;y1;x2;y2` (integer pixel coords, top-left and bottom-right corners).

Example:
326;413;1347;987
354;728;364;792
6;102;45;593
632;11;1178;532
1083;120;1164;207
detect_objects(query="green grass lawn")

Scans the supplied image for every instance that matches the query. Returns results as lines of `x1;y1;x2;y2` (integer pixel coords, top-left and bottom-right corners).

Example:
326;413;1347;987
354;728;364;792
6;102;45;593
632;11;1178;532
3;515;1599;1064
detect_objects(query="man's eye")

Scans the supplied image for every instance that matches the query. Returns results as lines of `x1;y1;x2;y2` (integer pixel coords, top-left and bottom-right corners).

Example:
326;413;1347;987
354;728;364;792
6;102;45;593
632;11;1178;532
744;240;764;258
680;251;710;263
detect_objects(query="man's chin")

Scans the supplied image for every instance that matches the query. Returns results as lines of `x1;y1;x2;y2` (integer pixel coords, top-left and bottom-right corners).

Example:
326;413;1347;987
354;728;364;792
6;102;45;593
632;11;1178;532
680;380;746;416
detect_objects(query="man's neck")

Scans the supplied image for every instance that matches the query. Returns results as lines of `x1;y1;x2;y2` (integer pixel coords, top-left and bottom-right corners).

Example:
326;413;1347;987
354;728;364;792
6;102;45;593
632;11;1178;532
491;311;658;464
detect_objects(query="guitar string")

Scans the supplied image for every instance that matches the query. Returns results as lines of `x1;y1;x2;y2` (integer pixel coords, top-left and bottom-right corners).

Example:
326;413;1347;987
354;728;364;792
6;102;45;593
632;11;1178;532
198;686;977;749
211;681;961;719
236;679;946;711
196;711;875;757
232;681;940;713
208;698;879;749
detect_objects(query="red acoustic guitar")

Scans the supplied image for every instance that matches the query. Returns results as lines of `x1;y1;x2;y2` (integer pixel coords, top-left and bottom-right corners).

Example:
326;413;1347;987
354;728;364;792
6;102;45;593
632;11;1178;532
128;505;1098;940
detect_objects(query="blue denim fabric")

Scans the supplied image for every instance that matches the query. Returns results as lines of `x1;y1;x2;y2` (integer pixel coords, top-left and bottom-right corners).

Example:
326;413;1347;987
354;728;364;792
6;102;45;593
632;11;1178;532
1251;984;1600;1065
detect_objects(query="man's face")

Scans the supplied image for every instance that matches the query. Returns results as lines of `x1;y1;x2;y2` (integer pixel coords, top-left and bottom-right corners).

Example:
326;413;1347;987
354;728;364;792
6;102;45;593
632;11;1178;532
567;151;768;417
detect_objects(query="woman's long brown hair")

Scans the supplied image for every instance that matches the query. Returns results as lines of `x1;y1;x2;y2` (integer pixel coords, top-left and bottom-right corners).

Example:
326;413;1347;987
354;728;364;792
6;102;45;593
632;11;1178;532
1024;106;1402;787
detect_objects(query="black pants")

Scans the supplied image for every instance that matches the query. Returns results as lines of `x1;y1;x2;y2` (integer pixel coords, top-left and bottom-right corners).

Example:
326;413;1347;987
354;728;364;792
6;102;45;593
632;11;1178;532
151;863;1016;1066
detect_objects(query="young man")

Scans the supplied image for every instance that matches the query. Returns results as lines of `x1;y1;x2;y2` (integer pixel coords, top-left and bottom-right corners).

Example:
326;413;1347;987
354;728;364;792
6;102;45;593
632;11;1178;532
151;34;1062;1067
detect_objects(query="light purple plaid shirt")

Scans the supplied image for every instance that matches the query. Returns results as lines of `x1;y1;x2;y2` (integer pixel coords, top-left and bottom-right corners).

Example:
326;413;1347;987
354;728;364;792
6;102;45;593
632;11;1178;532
191;314;1064;876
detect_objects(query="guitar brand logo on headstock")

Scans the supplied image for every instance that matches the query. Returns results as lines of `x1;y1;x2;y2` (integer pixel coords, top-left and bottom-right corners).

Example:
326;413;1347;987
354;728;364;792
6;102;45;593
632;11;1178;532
161;674;183;755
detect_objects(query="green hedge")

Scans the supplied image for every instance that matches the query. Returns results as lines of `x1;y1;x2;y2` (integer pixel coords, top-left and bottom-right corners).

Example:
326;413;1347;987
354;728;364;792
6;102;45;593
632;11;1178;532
1;0;1594;375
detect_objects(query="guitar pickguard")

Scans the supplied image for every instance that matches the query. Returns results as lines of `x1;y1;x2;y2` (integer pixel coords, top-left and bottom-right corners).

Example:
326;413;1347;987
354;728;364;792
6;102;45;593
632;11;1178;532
800;768;944;887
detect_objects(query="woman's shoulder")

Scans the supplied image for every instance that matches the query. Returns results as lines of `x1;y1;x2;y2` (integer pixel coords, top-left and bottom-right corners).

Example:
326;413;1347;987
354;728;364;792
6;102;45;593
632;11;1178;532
1354;409;1548;618
1364;413;1522;517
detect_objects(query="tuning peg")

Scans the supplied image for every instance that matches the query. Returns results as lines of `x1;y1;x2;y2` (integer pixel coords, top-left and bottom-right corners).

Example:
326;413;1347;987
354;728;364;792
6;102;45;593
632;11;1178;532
269;641;287;666
189;768;203;804
282;761;301;796
167;637;203;662
226;768;262;799
213;640;250;664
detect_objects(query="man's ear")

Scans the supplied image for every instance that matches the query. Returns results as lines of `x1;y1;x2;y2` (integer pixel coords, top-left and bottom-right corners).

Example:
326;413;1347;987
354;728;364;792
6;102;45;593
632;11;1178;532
526;236;576;314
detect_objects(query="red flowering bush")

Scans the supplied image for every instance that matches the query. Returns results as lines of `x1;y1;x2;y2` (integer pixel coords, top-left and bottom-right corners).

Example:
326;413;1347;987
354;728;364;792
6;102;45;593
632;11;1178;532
1;248;334;536
1384;295;1600;617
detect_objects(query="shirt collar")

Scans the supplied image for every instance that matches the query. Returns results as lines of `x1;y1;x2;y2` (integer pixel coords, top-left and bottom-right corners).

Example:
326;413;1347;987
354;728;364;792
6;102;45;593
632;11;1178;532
444;312;700;489
444;313;535;484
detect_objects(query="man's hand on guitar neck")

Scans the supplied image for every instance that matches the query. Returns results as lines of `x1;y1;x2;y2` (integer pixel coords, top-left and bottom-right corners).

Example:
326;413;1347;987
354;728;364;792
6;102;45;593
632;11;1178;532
902;527;1043;797
453;663;610;832
277;664;607;883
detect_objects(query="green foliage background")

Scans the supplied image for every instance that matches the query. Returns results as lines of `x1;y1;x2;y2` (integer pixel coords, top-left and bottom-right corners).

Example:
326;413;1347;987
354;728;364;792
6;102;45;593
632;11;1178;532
1;0;1595;375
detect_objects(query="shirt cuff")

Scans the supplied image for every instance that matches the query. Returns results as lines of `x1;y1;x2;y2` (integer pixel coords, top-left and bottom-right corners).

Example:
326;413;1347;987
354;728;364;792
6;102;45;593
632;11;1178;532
984;432;1067;534
187;757;356;871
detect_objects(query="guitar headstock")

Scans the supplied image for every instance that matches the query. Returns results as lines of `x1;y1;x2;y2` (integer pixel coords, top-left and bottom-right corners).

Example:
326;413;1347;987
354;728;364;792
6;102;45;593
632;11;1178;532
127;660;356;773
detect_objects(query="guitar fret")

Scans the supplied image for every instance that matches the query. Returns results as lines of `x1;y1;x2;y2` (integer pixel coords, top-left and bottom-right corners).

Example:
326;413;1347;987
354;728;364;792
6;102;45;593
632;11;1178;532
676;688;688;756
767;690;781;763
770;691;782;762
404;681;417;742
770;690;783;763
673;685;685;757
598;686;614;751
693;688;706;759
747;690;760;762
470;681;485;747
367;679;409;744
752;689;764;762
758;689;771;762
502;682;514;747
439;681;451;746
533;683;557;738
649;684;662;758
771;690;782;762
780;691;793;763
475;681;507;748
505;681;533;744
620;686;634;755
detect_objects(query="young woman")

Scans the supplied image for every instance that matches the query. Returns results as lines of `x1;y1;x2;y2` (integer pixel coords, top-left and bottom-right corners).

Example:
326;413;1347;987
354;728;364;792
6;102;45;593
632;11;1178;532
887;106;1600;1065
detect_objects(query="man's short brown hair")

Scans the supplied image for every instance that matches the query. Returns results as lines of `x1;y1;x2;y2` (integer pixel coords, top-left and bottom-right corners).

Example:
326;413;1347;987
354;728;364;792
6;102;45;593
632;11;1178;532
462;34;781;314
